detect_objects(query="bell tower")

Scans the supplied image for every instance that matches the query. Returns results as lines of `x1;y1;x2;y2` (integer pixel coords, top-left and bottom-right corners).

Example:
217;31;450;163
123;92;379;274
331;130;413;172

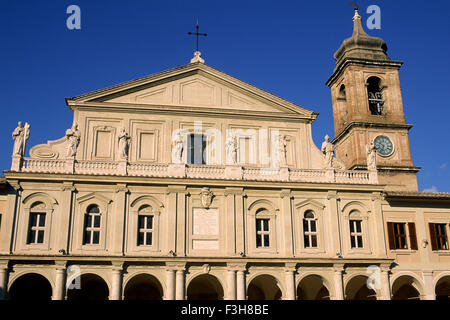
326;7;420;191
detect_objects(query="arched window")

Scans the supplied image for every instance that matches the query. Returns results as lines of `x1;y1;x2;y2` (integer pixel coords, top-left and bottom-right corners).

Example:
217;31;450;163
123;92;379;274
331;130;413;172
83;204;101;245
137;205;154;246
367;76;384;115
27;202;47;244
303;210;317;248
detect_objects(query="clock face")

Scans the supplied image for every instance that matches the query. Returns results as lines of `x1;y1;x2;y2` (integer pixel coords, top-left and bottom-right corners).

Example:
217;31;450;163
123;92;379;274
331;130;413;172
374;135;394;156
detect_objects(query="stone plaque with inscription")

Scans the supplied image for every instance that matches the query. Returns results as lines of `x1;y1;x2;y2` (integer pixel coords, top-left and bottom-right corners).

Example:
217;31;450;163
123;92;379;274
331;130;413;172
193;208;219;236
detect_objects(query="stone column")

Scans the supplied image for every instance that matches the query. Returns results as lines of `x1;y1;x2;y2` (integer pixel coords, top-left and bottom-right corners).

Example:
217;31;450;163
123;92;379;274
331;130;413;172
226;269;237;300
110;264;123;300
379;266;391;300
236;267;246;300
165;269;176;300
0;261;9;300
176;269;186;300
53;264;67;300
423;271;435;300
333;265;345;300
284;265;297;300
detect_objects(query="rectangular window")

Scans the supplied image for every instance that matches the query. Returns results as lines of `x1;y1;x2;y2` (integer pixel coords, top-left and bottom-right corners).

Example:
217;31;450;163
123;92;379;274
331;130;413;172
187;134;206;164
256;218;270;248
27;212;46;244
393;223;408;249
83;212;101;245
429;223;449;251
349;220;363;248
303;219;318;248
138;215;154;246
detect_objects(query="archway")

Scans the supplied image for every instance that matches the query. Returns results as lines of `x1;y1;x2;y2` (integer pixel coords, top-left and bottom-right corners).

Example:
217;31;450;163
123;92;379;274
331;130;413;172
297;275;330;300
124;274;163;300
345;275;377;300
66;273;109;300
187;274;224;300
435;276;450;300
391;275;421;300
247;275;282;300
9;273;52;300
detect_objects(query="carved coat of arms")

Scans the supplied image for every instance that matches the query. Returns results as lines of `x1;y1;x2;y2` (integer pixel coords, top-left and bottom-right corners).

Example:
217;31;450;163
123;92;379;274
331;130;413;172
200;187;214;209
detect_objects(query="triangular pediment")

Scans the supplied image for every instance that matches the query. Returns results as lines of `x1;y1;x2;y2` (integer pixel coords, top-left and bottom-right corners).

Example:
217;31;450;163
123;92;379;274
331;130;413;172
67;63;316;118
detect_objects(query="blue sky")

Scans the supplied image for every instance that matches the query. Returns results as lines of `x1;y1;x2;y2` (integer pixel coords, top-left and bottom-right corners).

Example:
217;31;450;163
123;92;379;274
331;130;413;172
0;0;449;192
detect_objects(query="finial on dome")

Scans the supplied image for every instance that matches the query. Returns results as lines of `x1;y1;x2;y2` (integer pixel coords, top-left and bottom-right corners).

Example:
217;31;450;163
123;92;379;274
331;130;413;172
353;5;361;21
190;51;205;64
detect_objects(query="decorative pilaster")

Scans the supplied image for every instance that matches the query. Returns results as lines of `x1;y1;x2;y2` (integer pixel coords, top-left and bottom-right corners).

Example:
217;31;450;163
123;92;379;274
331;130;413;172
333;264;345;300
226;269;237;300
112;184;129;254
0;260;9;300
236;265;247;300
284;264;297;300
280;189;293;256
53;262;67;300
110;262;124;300
165;268;176;300
176;268;186;300
422;271;436;300
379;265;391;300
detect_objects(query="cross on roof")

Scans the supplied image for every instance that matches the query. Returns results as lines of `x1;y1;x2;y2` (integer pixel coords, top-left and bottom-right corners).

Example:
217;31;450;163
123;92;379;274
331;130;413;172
188;22;207;52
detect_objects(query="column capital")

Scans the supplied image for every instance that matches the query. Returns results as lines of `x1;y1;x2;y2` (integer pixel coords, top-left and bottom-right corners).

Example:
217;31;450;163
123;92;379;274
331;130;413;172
54;260;67;270
115;183;129;194
0;260;9;270
284;263;297;273
166;262;186;271
166;185;187;195
333;263;345;273
227;262;247;272
111;261;124;272
224;187;244;196
422;270;434;277
327;190;339;200
280;189;292;199
61;181;76;192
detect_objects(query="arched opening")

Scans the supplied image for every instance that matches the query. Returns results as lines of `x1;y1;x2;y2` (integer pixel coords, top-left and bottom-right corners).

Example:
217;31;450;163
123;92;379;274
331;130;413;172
66;273;109;300
297;275;330;300
337;84;348;125
124;274;163;300
9;273;52;300
435;276;450;300
391;275;421;300
366;76;384;115
187;274;224;300
247;275;282;300
345;275;377;300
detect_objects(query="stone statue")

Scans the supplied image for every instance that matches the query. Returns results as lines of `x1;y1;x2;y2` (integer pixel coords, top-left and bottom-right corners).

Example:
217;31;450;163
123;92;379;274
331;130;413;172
65;123;81;158
366;140;377;171
321;134;335;169
12;121;30;157
278;135;287;166
226;133;237;164
171;132;184;164
118;128;131;160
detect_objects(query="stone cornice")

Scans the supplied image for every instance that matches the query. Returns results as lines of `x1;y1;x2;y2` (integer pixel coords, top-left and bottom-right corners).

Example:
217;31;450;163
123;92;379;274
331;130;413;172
0;254;394;266
67;101;317;123
326;58;403;87
331;121;413;145
4;171;385;192
67;62;317;119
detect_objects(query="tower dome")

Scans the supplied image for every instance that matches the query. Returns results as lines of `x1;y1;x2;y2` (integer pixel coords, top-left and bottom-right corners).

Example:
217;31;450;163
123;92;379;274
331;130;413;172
333;7;390;69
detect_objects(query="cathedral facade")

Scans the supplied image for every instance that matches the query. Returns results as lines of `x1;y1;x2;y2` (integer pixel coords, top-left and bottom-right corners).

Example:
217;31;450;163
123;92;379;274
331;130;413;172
0;8;449;300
